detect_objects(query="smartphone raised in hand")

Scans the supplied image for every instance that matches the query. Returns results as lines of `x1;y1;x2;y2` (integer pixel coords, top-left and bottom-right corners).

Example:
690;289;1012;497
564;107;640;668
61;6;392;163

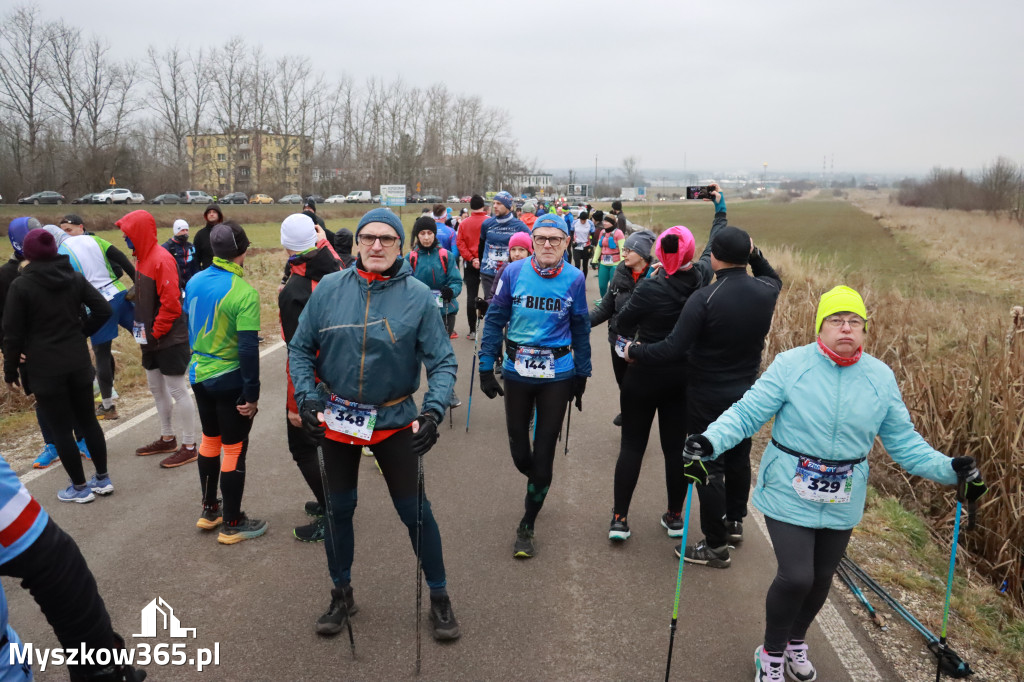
685;186;714;200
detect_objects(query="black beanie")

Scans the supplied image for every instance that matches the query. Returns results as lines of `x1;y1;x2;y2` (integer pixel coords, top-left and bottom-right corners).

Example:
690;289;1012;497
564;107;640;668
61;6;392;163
611;200;623;211
334;227;353;255
711;225;751;265
470;194;485;210
412;215;437;240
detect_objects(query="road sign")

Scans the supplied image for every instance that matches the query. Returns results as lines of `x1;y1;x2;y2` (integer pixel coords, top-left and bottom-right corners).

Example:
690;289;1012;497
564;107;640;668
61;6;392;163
380;184;406;207
109;177;116;186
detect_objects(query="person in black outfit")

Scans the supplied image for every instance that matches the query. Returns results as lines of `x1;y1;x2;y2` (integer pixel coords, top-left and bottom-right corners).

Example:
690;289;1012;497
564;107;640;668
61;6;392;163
333;228;356;269
605;219;721;541
193;204;223;271
589;229;656;425
626;186;782;567
278;213;342;542
303;198;327;229
3;229;115;502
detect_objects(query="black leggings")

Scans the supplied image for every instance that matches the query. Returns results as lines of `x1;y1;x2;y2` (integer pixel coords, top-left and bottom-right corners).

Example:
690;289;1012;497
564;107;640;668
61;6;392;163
287;420;325;507
613;363;687;516
685;380;753;547
193;381;252;524
93;340;115;401
609;342;627;387
503;376;574;529
572;248;589;276
320;429;447;590
2;519;119;677
463;264;480;333
32;367;108;485
763;516;852;652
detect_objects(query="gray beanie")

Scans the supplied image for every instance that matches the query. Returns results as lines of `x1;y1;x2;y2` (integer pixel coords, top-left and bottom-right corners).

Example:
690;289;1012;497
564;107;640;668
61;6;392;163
356;208;405;249
624;229;656;261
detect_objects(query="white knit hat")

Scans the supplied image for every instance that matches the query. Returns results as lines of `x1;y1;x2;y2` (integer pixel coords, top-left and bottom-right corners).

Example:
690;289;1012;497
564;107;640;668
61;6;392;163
280;213;317;252
172;219;189;235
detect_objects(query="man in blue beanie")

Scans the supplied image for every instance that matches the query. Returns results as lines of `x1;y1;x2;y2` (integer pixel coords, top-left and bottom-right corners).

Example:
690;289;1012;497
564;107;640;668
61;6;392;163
288;207;462;641
478;191;529;303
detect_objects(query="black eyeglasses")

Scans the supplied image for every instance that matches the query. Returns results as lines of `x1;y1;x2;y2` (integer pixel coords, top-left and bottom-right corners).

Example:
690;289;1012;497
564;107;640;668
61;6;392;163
533;235;565;246
358;233;399;247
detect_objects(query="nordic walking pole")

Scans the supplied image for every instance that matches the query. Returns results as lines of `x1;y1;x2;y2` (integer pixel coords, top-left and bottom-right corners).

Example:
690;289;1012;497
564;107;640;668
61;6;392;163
316;441;356;659
563;399;572;456
664;481;694;682
935;498;964;682
465;311;481;432
415;453;424;676
835;564;887;630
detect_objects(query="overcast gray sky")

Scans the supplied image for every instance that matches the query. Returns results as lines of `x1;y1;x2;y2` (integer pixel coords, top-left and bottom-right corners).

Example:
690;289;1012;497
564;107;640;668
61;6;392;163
38;0;1024;175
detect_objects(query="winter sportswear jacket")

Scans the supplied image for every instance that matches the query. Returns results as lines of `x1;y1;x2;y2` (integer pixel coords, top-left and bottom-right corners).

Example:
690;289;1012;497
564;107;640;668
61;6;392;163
288;259;457;427
478;214;529;277
704;342;958;530
629;249;781;384
279;241;342;413
118;210;188;350
185;257;261;402
592;228;625;266
479;257;592;383
589;261;650;343
2;255;112;383
455;210;486;262
193;205;224;271
521;213;537;230
0;258;22;347
434;220;460;261
408;244;463;316
61;235;135;300
615;207;726;344
162;236;198;288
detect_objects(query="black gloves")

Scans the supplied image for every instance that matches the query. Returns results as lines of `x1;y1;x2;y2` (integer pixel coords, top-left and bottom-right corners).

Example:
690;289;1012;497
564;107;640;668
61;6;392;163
682;435;713;486
475;297;489;317
479;370;504;399
590;262;598;271
951;456;987;503
3;369;19;387
439;286;454;303
411;413;439;457
572;376;587;411
300;400;326;438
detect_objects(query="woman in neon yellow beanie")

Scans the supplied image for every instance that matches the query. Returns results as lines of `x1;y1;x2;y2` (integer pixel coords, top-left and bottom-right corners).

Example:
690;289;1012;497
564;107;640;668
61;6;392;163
682;285;989;681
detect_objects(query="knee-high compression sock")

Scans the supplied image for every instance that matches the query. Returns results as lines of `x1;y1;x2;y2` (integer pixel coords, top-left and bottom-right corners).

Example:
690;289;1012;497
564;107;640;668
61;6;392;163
393;495;447;597
198;435;222;508
220;441;247;525
521;482;550;529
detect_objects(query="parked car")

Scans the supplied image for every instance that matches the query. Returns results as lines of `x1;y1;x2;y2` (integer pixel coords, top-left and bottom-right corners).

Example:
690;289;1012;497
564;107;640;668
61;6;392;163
73;193;98;204
221;192;248;204
131;193;145;203
343;190;369;203
371;194;382;203
459;195;472;204
151;193;181;204
324;195;346;204
180;190;214;204
279;194;303;204
306;195;325;204
93;188;135;204
249;194;274;204
446;196;460;203
19;191;65;205
421;195;442;204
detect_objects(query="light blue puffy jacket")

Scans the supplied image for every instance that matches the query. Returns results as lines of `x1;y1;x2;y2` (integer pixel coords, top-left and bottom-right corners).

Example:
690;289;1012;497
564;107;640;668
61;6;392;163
704;342;957;530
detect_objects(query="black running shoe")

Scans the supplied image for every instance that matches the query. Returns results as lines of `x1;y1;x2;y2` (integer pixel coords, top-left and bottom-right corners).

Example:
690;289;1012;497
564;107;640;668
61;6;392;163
679;539;731;568
315;585;359;635
293;517;325;543
217;514;268;545
608;514;631;541
513;524;535;558
429;595;461;641
304;500;323;517
612;413;622;427
726;520;743;544
661;511;684;537
196;500;222;530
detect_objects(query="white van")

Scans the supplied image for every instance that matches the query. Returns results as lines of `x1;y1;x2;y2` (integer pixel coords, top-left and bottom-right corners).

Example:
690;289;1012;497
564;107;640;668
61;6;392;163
346;190;371;203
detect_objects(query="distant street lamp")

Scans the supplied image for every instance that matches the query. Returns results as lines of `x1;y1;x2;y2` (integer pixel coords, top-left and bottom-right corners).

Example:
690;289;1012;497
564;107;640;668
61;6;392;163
763;162;768;193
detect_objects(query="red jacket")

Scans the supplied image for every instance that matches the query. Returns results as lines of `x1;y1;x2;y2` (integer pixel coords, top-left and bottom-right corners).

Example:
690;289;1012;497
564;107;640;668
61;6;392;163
521;213;537;231
455;211;487;262
116;210;187;349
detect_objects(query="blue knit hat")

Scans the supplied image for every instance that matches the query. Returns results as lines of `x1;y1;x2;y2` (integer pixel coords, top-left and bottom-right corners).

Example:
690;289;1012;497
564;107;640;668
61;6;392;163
7;217;42;259
492;191;513;210
532;214;569;236
356;208;405;249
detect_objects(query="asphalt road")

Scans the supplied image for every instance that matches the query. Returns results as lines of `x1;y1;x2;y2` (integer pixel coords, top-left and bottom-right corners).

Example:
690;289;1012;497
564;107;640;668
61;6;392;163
4;272;893;681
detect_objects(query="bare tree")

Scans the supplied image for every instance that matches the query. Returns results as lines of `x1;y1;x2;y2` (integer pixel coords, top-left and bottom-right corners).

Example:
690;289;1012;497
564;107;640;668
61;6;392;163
210;36;252;193
43;20;83;148
0;4;52;189
623;155;643;187
145;44;190;185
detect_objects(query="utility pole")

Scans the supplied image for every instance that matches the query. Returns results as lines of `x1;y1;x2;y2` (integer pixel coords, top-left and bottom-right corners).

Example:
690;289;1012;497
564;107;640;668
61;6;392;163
762;162;768;194
594;154;598;199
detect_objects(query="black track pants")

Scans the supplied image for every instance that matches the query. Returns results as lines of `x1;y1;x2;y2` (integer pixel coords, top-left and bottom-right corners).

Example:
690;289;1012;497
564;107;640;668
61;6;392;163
612;364;687;517
32;367;108;485
503;376;574;529
763;516;852;652
463;264;480;333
